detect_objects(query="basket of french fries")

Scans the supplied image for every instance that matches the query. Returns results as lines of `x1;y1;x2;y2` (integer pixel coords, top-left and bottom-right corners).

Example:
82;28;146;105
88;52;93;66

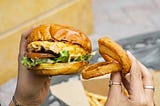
85;89;128;106
85;91;107;106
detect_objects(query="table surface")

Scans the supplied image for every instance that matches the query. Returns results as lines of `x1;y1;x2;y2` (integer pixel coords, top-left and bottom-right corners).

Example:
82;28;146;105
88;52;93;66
1;0;160;105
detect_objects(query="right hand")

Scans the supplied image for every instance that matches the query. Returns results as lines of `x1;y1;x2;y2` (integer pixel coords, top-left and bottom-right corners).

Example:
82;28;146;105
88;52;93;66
105;51;155;106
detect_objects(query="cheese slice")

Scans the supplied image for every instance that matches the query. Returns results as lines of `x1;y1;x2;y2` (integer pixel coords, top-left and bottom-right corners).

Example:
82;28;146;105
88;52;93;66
28;41;87;57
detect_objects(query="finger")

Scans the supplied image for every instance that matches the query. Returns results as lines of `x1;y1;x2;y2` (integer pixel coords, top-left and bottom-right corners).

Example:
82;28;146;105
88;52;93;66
19;26;38;58
21;24;39;39
138;61;154;101
126;51;145;98
108;72;122;99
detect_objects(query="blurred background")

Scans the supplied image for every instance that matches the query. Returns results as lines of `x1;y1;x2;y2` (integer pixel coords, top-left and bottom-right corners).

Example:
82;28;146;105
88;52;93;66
0;0;160;105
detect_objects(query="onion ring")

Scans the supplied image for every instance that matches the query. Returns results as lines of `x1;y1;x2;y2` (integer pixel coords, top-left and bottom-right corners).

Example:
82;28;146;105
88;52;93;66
82;61;121;79
82;37;131;79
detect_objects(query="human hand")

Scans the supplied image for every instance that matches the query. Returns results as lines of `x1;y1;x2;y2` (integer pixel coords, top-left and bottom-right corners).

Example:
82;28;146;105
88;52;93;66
105;51;154;106
9;27;51;106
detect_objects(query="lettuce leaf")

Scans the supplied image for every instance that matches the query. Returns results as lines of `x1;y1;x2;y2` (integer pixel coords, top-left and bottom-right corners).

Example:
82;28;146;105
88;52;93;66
21;50;96;68
56;50;69;63
21;57;37;68
75;51;96;62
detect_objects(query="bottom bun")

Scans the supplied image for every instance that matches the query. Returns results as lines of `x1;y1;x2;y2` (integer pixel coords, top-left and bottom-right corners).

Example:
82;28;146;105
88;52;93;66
30;62;89;75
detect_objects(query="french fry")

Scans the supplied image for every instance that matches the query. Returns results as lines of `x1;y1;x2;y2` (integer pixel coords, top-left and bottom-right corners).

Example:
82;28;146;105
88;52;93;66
86;91;107;100
123;88;129;96
100;99;106;105
92;97;102;106
87;96;97;106
85;91;107;106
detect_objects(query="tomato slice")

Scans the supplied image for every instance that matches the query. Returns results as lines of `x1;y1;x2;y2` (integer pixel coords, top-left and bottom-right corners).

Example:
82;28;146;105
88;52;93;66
26;53;54;58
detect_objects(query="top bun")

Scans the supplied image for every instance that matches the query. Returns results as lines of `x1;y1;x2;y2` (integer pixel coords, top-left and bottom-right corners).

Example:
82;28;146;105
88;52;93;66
27;24;92;52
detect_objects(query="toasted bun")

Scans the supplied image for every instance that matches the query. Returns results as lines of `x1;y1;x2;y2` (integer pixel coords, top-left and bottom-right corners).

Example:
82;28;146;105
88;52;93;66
30;62;89;75
27;24;92;52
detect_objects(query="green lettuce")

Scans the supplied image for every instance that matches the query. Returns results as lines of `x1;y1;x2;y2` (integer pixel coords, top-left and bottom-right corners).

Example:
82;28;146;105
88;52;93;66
56;50;69;63
75;51;96;62
21;50;96;68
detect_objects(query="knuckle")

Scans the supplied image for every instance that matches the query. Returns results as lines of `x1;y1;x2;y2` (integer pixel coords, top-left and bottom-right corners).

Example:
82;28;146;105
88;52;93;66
146;71;153;80
138;99;147;106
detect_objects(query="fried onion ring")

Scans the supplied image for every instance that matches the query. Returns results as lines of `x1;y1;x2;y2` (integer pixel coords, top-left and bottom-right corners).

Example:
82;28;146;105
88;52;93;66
82;37;131;79
82;61;121;79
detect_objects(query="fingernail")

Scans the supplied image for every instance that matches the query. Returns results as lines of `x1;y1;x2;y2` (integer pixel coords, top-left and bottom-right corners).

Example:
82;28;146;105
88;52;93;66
126;50;132;56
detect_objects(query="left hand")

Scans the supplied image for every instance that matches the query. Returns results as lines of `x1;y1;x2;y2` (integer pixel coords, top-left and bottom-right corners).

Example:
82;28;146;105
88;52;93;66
10;27;52;106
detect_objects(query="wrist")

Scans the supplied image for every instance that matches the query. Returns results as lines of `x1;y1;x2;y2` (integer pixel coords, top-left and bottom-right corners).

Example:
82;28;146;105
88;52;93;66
10;95;40;106
9;100;15;106
14;95;41;106
13;89;41;106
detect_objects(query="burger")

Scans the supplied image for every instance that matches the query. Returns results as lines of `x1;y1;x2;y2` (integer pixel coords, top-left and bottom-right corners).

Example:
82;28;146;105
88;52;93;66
21;24;93;75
